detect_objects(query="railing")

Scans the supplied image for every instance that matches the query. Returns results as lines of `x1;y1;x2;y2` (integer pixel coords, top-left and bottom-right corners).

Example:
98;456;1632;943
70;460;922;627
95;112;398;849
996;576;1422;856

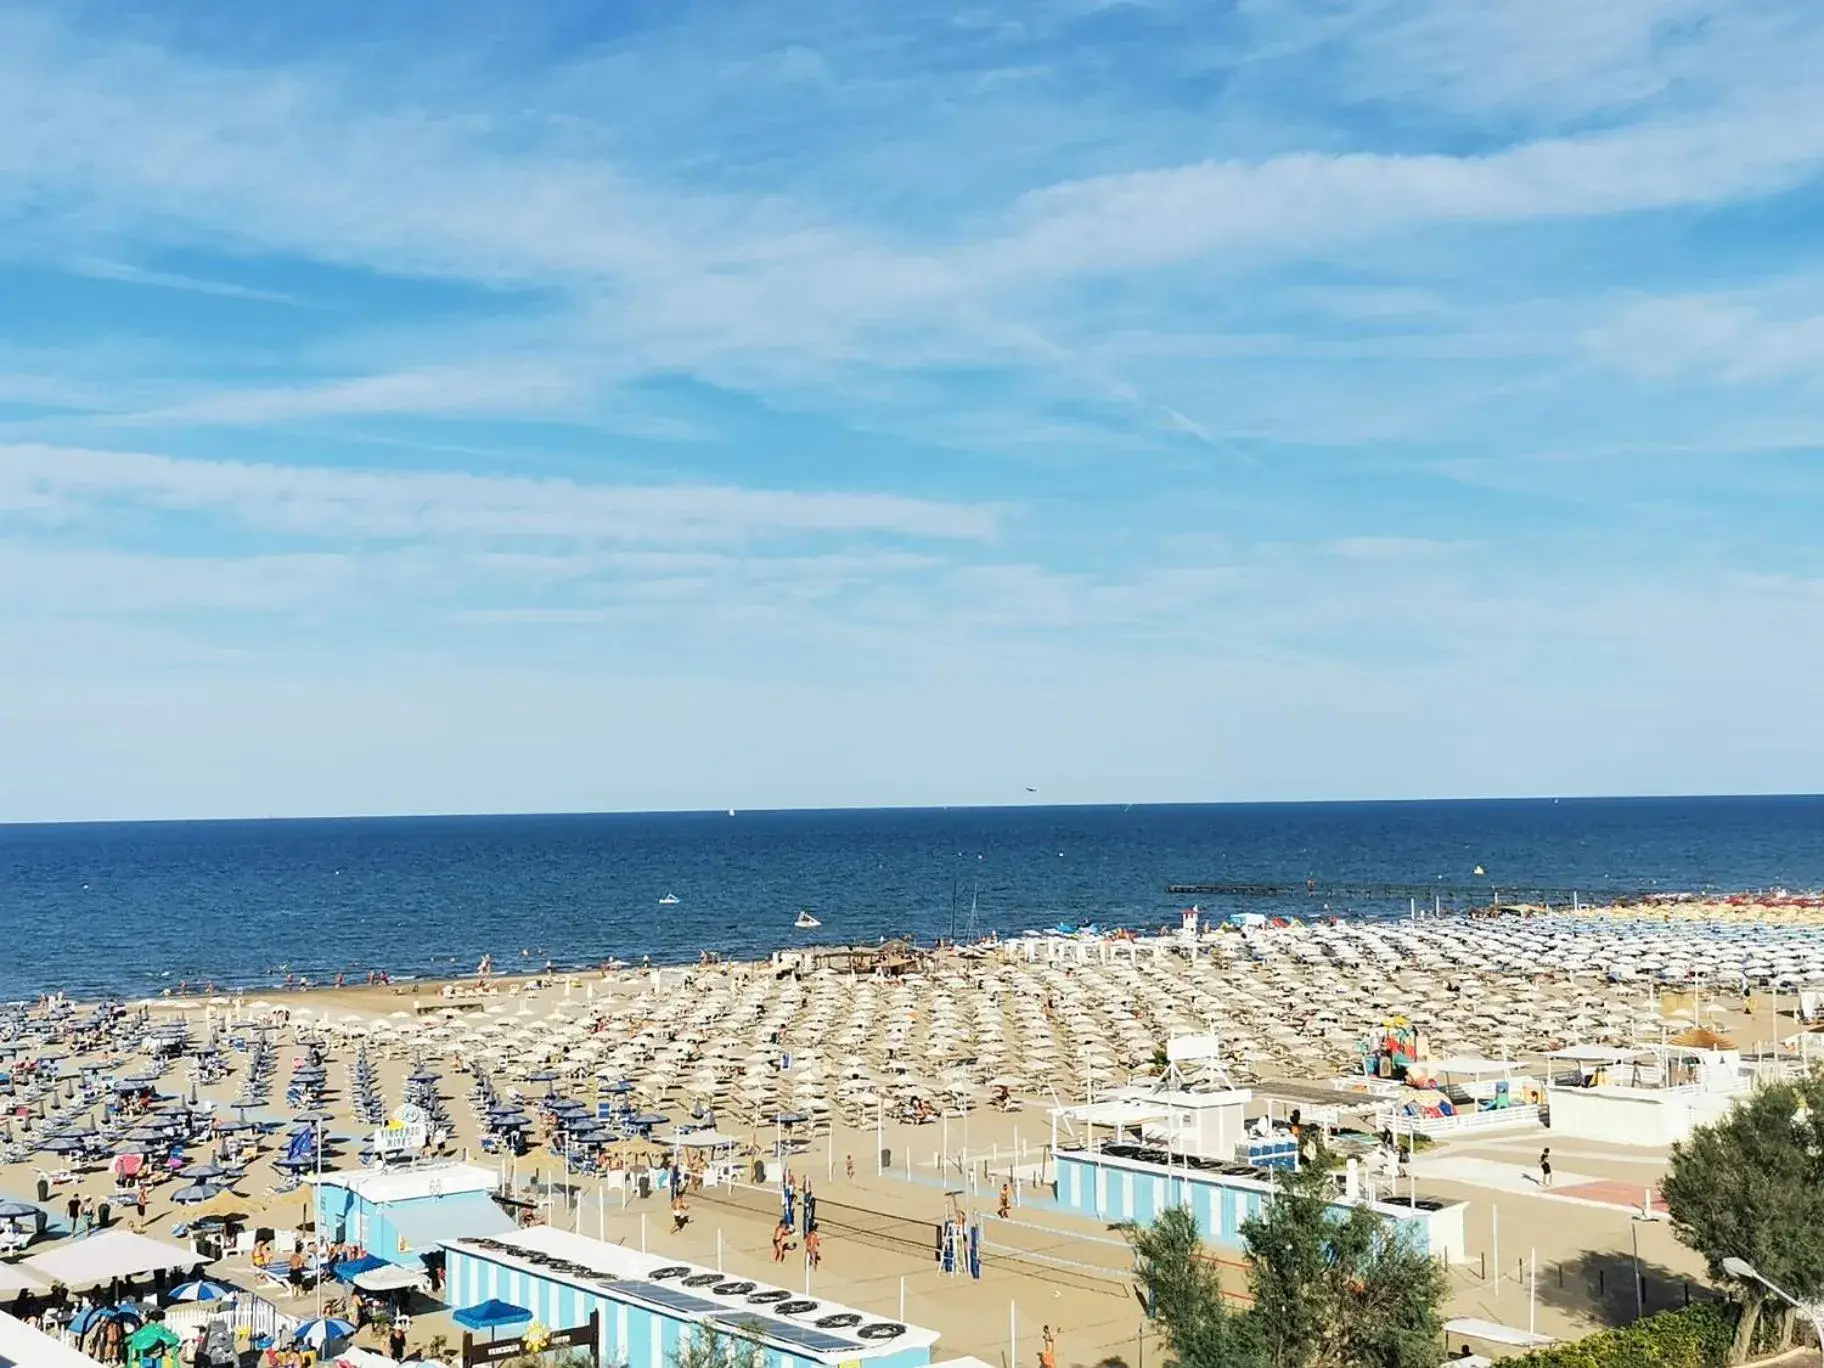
1383;1104;1543;1138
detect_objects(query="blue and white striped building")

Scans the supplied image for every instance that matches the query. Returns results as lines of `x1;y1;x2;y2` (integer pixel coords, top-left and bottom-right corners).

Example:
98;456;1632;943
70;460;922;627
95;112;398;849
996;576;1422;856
1054;1148;1467;1263
442;1227;940;1368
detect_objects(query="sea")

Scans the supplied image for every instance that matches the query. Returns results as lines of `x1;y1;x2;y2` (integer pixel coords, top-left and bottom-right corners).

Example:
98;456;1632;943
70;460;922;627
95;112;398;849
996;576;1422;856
3;796;1823;1002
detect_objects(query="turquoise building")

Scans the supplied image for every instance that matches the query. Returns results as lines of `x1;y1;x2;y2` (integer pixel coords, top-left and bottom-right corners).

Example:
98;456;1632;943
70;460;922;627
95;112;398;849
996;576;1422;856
311;1162;517;1267
443;1227;940;1368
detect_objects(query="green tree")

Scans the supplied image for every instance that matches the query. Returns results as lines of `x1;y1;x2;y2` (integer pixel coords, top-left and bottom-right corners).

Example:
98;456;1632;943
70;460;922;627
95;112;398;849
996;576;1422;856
1660;1070;1824;1363
669;1326;765;1368
1125;1205;1261;1368
1241;1155;1448;1368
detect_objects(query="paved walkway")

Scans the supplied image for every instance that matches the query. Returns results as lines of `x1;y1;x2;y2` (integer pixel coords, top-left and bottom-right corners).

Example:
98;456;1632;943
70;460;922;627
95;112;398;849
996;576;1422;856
1413;1155;1663;1212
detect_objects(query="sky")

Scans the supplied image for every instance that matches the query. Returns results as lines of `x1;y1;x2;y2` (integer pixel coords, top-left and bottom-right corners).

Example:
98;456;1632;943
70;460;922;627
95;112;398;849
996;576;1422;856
3;0;1824;822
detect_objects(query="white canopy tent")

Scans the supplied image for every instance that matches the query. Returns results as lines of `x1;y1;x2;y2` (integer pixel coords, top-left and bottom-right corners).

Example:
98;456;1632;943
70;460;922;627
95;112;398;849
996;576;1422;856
353;1263;431;1294
0;1309;105;1366
23;1228;204;1290
0;1262;49;1294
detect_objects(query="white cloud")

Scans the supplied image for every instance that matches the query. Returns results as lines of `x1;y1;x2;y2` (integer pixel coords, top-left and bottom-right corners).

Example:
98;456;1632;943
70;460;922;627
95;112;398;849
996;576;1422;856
128;363;585;424
0;443;1000;544
1584;294;1824;384
987;103;1824;279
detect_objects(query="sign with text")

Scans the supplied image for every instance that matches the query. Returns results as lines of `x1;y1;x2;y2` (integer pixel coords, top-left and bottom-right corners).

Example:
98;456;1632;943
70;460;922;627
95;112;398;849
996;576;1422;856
463;1312;599;1366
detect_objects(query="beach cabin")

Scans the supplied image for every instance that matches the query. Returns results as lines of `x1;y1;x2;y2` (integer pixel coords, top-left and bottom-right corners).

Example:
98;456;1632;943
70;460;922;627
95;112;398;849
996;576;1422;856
1051;1144;1466;1263
1544;1045;1753;1148
442;1226;939;1368
310;1162;516;1267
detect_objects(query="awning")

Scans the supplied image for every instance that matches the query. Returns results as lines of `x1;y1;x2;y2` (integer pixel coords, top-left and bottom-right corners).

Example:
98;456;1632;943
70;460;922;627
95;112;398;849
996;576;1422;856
388;1194;517;1259
1545;1046;1634;1064
23;1228;203;1289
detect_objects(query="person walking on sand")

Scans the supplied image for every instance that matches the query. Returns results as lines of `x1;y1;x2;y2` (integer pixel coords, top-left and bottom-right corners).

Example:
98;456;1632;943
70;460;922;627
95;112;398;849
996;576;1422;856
998;1181;1012;1219
1041;1325;1057;1368
1538;1147;1552;1188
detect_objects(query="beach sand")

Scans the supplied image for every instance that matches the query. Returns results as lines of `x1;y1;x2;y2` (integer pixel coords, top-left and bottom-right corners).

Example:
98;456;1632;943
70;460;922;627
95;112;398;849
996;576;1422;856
5;922;1814;1362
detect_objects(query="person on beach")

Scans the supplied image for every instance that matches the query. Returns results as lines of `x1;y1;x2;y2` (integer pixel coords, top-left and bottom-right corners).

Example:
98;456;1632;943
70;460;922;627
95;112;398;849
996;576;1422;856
805;1225;822;1272
845;1154;854;1180
1538;1148;1552;1188
66;1193;81;1233
773;1220;790;1262
999;1182;1012;1219
1041;1325;1057;1368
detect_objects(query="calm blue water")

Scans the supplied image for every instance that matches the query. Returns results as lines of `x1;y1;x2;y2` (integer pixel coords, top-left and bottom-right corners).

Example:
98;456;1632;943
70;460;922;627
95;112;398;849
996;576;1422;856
2;797;1823;1001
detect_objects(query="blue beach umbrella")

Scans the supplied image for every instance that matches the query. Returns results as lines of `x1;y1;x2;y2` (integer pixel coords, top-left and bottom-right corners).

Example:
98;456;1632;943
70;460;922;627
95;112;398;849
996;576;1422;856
171;1183;222;1205
168;1280;233;1302
70;1304;145;1335
453;1299;533;1340
292;1317;356;1349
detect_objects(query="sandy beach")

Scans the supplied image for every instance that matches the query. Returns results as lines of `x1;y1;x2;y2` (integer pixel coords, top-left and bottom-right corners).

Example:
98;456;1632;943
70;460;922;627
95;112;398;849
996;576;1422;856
5;913;1822;1363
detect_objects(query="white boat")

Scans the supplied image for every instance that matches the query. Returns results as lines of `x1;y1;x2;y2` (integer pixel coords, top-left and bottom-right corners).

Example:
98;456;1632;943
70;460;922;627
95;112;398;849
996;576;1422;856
658;893;680;906
794;910;821;930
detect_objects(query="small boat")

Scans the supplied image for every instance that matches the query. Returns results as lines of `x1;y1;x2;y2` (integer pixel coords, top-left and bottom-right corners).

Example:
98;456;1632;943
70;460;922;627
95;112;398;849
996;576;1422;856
794;910;821;930
658;893;680;906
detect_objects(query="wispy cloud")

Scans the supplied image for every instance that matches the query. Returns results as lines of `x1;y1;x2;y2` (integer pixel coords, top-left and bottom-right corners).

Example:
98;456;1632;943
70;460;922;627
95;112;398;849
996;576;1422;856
63;257;305;306
0;443;1000;545
1584;292;1824;384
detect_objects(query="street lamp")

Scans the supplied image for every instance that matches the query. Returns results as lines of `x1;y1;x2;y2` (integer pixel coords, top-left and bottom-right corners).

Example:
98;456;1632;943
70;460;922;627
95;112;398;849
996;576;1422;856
1721;1257;1824;1354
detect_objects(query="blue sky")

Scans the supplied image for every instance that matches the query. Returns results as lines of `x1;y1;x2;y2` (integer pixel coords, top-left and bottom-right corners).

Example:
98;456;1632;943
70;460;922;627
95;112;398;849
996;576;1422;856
3;0;1824;821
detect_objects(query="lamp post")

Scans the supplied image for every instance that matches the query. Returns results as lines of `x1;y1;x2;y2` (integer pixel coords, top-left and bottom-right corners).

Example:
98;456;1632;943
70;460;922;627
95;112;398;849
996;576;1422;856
1721;1257;1824;1354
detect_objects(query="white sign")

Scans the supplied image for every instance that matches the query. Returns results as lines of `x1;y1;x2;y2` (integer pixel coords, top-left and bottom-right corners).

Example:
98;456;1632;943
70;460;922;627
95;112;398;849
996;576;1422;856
1166;1034;1224;1063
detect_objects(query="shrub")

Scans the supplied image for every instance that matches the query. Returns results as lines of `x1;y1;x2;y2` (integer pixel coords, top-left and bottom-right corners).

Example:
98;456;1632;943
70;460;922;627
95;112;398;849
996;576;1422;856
1510;1303;1736;1368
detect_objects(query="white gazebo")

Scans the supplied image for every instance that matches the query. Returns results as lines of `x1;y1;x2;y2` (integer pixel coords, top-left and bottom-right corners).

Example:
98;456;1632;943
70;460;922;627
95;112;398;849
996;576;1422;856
23;1228;205;1290
0;1308;111;1365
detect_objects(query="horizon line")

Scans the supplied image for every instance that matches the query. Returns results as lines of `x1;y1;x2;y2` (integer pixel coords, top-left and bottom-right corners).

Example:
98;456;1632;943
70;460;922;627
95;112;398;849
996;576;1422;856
5;789;1824;832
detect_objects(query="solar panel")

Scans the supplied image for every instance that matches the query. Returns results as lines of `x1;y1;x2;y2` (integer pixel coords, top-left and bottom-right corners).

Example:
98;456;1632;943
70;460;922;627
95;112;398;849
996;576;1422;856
615;1281;727;1317
712;1314;860;1354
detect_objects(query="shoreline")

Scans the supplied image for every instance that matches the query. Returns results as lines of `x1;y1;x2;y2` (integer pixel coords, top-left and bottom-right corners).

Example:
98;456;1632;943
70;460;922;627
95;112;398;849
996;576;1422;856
57;891;1823;1020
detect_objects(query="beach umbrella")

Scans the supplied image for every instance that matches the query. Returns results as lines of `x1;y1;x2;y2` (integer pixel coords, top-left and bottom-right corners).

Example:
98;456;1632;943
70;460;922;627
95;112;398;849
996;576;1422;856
168;1279;233;1302
171;1183;222;1205
70;1304;145;1335
292;1317;356;1349
0;1199;38;1219
452;1299;532;1338
181;1163;228;1181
